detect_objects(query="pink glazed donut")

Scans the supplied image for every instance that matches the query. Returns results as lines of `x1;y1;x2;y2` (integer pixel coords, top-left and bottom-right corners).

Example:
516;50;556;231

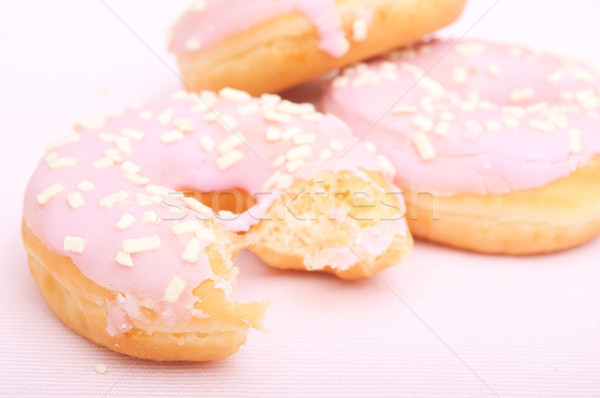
169;0;466;95
22;89;412;361
322;39;600;254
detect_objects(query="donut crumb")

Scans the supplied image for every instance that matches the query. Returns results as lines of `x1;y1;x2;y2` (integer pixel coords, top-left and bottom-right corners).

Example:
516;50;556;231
94;363;107;375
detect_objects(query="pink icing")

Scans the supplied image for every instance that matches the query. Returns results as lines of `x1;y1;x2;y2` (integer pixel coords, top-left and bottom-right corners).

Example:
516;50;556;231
322;39;600;195
170;0;349;57
23;89;402;331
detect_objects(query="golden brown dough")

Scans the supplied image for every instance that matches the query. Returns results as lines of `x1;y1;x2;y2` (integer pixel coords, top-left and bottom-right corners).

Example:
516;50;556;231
404;157;600;255
177;0;466;95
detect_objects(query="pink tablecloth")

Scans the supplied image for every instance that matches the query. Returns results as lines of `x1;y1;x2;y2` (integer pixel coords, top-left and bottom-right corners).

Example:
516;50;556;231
1;0;599;396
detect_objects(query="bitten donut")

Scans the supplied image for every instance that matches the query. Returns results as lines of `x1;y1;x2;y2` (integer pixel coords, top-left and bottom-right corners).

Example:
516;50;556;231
322;39;600;254
169;0;466;95
23;89;412;361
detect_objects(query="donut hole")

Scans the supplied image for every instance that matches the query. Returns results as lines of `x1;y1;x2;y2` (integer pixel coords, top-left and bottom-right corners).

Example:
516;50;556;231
182;188;256;215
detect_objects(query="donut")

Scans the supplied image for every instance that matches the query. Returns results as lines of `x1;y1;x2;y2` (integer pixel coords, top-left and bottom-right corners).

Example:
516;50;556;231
169;0;466;95
322;39;600;255
23;89;412;361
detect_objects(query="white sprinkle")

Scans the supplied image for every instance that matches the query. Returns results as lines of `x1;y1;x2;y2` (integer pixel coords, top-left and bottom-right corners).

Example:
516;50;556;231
146;185;173;197
302;113;325;122
37;183;64;205
377;155;397;177
63;236;85;254
286;145;312;160
337;38;350;56
286;159;305;173
122;236;161;254
364;141;377;154
412;132;436;161
263;171;282;191
49;157;78;170
508;47;524;57
547;69;565;84
116;213;136;230
547;113;568;129
94;364;107;375
332;76;349;88
559;91;575;102
172;221;203;236
568;66;598;84
115;250;133;267
261;93;281;108
77;180;95;192
216;150;244;170
67;191;85;209
199;135;215;152
528;120;555;133
164;277;186;303
216;114;238;132
120;161;140;174
412;115;434;132
191;0;206;10
511;87;534;103
439;111;455;122
452;66;469;85
484;121;502;132
393;105;418;115
488;64;501;77
185;38;201;51
160;130;184;144
157;109;174;125
143;211;158;224
272;155;286;168
183;198;213;218
420;97;436;114
504;118;519;129
126;173;149;186
568;128;582;153
134;193;152;207
279;101;315;116
263;111;292;124
92;158;114;169
115;137;132;154
433;122;451;136
99;191;129;208
121;128;145;141
174;119;194;133
182;238;202;263
105;149;122;163
455;42;486;57
98;133;117;143
219;87;251;101
218;135;244;155
46;134;81;151
292;133;316;145
352;18;368;41
139;110;153;120
281;126;302;141
277;174;294;189
45;152;58;163
237;103;261;116
319;148;332;160
329;140;344;151
195;228;216;242
266;126;281;142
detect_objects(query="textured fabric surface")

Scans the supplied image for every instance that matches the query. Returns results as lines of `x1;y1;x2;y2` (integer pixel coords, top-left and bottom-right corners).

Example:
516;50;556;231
2;1;600;396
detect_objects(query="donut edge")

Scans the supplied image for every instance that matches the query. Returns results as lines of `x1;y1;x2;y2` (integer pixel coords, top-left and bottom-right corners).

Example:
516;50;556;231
22;222;253;362
405;156;600;255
